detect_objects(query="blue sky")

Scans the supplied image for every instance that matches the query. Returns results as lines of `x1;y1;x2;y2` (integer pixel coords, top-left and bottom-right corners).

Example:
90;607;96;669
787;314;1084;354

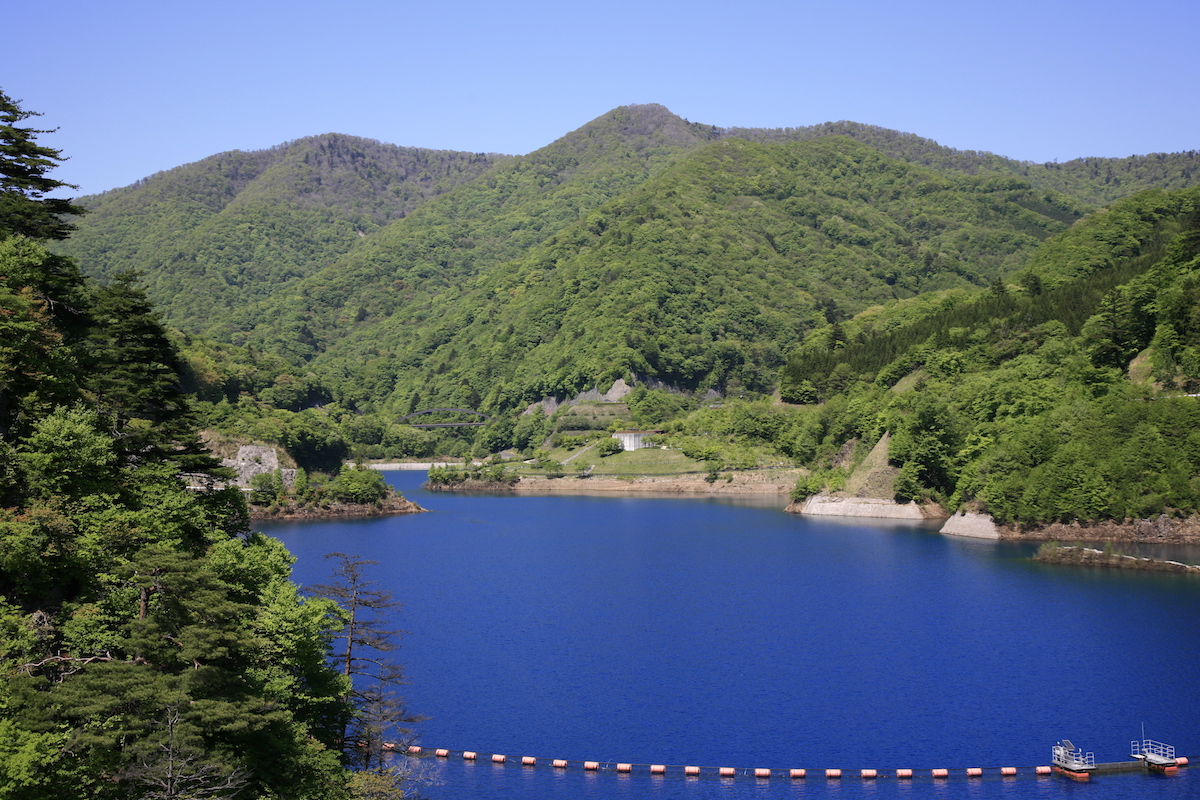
7;0;1198;197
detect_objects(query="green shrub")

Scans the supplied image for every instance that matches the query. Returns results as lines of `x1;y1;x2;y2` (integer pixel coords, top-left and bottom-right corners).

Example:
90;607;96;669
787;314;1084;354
595;437;623;457
327;465;390;504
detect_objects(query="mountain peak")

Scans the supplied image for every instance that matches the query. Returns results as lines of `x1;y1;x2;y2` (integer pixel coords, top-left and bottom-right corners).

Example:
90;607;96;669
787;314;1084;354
533;104;720;161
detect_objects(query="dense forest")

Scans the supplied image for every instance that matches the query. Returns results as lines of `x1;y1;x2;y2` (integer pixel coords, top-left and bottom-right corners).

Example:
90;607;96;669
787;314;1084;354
776;186;1200;524
0;91;417;799
58;135;503;330
58;105;1200;424
47;103;1200;523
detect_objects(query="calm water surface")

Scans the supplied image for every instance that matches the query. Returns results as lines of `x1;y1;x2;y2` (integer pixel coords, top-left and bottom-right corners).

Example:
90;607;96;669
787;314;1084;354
262;472;1200;799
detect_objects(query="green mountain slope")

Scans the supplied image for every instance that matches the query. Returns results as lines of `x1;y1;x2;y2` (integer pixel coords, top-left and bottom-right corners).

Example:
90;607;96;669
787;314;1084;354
56;134;503;330
55;105;1200;419
772;186;1200;524
221;105;722;360
731;121;1200;205
275;134;1090;413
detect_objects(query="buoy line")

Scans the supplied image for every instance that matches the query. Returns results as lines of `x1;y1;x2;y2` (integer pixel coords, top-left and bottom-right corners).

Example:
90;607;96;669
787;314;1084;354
383;745;1121;780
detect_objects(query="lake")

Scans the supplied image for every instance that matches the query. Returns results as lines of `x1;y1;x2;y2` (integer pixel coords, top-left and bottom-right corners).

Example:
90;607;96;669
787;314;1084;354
262;472;1200;799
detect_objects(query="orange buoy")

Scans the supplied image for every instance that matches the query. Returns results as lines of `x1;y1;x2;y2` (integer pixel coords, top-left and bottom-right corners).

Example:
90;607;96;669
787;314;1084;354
1177;756;1189;766
491;754;506;764
584;761;599;771
522;756;536;766
967;767;982;777
650;764;666;774
789;768;806;779
553;759;568;769
463;751;477;761
931;768;948;778
754;768;771;778
825;768;842;779
617;763;632;773
1035;766;1052;775
861;769;878;779
406;745;421;754
435;749;449;758
719;767;735;777
685;766;700;776
1001;767;1017;776
896;768;913;779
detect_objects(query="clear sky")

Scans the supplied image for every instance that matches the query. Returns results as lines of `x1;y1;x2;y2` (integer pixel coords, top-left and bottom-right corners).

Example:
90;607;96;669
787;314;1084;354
6;0;1198;197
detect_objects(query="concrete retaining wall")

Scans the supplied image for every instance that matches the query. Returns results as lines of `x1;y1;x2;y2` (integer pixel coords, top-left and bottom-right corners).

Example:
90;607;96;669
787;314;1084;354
799;495;929;520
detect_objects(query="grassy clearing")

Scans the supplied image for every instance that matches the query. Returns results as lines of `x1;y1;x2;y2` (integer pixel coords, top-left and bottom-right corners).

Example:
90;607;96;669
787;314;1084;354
554;402;631;431
509;445;705;478
580;447;704;476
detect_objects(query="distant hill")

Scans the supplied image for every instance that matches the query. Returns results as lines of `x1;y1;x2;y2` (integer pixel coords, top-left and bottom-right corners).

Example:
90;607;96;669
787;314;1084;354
729;121;1200;206
55;104;1200;415
57;134;504;330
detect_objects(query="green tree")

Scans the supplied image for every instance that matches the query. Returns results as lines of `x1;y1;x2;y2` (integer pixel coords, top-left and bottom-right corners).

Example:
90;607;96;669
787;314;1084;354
328;465;390;504
595;437;623;457
0;238;86;441
249;469;284;506
0;89;86;240
82;271;217;474
16;405;116;499
282;410;349;472
512;408;549;452
311;555;418;771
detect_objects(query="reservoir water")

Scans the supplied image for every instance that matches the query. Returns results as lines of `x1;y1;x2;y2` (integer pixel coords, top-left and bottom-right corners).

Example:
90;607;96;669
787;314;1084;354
263;472;1200;799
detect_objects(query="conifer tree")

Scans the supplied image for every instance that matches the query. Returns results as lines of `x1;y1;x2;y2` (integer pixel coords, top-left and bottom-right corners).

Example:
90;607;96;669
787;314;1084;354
0;89;86;240
311;554;419;768
81;270;219;474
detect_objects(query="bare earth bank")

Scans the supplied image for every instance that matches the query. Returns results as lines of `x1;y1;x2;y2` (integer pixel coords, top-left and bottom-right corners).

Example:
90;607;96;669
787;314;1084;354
248;495;426;521
508;470;802;496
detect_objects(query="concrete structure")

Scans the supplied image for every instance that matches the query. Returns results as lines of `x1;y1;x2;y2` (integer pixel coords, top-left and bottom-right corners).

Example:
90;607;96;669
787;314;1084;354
611;430;661;451
222;445;297;488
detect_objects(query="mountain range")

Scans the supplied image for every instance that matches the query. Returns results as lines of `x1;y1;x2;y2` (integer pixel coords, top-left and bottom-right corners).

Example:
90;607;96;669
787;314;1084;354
54;104;1200;414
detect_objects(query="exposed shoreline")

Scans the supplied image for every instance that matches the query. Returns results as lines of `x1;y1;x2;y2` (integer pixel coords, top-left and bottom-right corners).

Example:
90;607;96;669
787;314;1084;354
422;470;802;497
993;514;1200;545
372;464;1200;546
786;494;944;520
248;495;426;521
1034;544;1200;573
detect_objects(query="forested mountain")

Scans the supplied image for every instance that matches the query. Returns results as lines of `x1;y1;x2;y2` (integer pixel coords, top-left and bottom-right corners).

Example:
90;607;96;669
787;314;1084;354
730;121;1200;206
61;107;1200;341
303;134;1088;413
56;135;503;330
775;186;1200;524
56;103;1200;424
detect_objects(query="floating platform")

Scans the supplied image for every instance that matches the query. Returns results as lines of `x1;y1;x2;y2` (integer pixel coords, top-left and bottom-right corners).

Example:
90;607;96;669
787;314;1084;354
1050;738;1185;781
1132;738;1184;776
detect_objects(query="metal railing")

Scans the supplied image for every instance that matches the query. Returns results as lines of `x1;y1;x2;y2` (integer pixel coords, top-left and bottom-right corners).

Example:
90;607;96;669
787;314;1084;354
1132;739;1175;760
1052;744;1095;770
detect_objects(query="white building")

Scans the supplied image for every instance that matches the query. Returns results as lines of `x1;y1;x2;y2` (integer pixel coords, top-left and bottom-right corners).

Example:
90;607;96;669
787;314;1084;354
611;430;660;451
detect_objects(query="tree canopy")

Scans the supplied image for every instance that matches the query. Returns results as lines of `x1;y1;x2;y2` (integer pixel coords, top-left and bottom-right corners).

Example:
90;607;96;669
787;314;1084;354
0;89;86;240
0;91;420;800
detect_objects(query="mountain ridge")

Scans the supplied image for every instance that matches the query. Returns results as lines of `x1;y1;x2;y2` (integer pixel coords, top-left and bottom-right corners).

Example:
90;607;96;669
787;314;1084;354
57;134;505;324
53;104;1200;414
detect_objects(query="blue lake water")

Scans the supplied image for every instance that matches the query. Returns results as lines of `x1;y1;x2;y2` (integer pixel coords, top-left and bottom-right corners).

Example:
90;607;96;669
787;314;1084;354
262;472;1200;799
